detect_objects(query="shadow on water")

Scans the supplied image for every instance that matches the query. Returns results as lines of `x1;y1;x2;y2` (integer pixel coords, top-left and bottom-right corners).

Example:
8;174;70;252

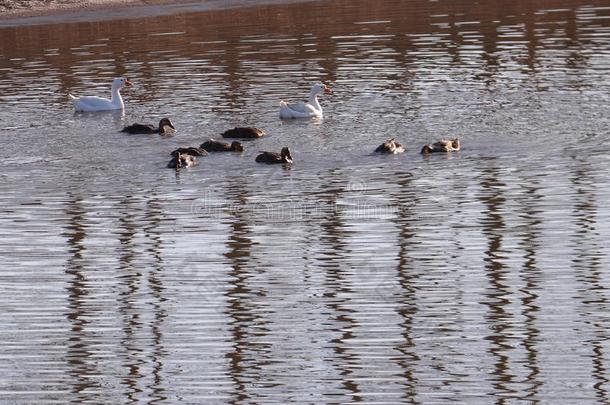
316;169;363;402
115;195;145;401
515;176;543;403
568;158;610;404
478;163;515;402
142;194;169;404
63;193;97;401
222;176;274;403
389;170;420;401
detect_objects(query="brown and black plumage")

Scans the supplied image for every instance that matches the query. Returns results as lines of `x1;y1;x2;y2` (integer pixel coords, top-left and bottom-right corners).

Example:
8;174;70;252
200;139;244;152
170;147;208;157
421;138;461;154
222;127;265;139
374;138;406;154
255;147;293;164
121;118;175;135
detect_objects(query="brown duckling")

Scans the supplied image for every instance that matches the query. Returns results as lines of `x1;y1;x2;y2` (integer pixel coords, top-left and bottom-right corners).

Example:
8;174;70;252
222;127;265;139
375;138;406;154
170;147;208;157
255;147;293;164
167;153;196;169
421;138;461;154
200;139;244;152
122;118;175;135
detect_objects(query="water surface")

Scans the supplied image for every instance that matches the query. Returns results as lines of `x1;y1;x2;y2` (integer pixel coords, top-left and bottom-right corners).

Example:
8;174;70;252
1;0;610;403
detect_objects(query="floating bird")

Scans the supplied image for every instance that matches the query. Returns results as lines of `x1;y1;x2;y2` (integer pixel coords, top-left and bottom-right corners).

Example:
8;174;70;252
167;153;196;169
279;82;331;119
421;138;461;154
222;127;265;139
200;139;244;152
375;138;406;154
121;118;175;135
255;147;293;164
170;147;208;157
69;77;132;112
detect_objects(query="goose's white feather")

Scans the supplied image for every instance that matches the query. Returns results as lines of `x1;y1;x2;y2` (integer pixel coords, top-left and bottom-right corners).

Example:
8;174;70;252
70;78;131;112
279;83;330;119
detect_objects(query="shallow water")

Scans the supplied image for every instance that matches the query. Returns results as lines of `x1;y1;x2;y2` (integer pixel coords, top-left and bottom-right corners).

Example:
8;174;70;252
1;0;610;403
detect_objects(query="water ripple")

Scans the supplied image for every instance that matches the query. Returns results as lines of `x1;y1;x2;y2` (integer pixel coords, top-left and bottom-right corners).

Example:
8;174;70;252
1;0;610;403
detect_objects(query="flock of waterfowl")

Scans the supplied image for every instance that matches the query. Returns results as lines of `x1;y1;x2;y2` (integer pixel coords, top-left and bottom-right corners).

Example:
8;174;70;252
68;78;461;169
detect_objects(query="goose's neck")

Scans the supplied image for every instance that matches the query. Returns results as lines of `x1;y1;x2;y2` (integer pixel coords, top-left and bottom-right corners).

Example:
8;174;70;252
111;86;124;108
308;91;322;111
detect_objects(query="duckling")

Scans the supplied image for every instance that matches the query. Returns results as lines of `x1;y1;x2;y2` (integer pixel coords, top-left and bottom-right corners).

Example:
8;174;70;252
222;127;265;139
122;118;175;135
200;139;244;152
420;138;461;154
375;138;406;154
255;147;293;164
170;147;208;157
167;153;196;169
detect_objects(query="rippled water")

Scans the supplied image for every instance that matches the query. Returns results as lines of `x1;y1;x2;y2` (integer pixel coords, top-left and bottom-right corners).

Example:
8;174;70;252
1;0;610;403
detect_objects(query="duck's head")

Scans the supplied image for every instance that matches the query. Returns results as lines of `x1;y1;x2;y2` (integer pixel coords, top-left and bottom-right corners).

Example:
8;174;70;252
112;77;133;89
311;82;331;96
159;118;175;135
159;118;174;129
178;154;196;168
280;147;293;163
231;141;244;152
451;138;460;149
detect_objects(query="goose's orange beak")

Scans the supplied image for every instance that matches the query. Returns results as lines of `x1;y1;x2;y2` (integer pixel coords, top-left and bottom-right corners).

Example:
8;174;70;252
324;85;331;94
125;79;133;87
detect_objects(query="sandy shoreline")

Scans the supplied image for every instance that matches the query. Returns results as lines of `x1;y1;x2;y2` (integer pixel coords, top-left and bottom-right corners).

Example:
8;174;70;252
0;0;185;18
0;0;314;26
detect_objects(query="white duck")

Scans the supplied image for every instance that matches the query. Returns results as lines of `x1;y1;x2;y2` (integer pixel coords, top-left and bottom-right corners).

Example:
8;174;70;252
279;82;331;119
69;77;132;112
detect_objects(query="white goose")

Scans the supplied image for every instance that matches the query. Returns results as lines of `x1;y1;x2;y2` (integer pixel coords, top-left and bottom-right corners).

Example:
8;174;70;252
69;77;132;112
279;82;331;119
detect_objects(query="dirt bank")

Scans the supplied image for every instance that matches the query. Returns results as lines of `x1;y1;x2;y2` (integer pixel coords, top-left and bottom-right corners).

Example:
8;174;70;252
0;0;188;19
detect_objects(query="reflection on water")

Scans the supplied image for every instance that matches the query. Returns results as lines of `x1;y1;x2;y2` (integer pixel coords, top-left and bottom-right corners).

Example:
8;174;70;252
1;0;610;403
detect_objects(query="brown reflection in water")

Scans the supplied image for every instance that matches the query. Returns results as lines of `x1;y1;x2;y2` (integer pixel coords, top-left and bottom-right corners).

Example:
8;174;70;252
1;0;607;101
389;170;420;399
115;195;145;401
316;169;362;401
222;177;271;404
523;4;539;75
219;44;247;112
563;8;590;91
480;19;499;88
62;193;98;399
446;12;462;66
385;23;416;93
142;195;169;404
516;179;543;401
478;164;514;402
568;159;609;403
